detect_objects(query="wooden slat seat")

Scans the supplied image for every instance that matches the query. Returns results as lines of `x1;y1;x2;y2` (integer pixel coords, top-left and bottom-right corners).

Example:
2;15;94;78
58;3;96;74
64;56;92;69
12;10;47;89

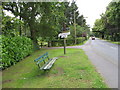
34;52;58;70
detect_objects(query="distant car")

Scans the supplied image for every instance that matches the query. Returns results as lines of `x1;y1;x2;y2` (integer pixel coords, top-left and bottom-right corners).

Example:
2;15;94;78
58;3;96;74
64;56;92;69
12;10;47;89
92;36;95;40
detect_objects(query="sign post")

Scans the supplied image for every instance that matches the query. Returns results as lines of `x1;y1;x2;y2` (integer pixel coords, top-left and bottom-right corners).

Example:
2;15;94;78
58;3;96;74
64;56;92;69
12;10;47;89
58;30;70;54
64;38;66;54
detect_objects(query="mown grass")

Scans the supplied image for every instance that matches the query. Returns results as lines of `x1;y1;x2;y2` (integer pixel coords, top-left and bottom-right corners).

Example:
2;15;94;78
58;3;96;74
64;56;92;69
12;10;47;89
107;40;120;45
99;38;120;45
2;48;108;88
68;39;88;46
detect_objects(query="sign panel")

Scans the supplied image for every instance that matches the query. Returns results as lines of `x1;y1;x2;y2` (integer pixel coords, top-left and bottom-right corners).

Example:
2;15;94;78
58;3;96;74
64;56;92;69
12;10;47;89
58;32;70;38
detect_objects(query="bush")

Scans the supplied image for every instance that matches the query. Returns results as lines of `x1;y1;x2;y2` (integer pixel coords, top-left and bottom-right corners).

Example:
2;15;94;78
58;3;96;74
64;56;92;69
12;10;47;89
0;35;33;69
51;37;86;47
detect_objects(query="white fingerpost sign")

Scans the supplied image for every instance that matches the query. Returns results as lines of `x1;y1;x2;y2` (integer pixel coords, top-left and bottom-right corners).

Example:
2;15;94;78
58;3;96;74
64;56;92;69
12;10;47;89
58;32;70;38
58;31;70;54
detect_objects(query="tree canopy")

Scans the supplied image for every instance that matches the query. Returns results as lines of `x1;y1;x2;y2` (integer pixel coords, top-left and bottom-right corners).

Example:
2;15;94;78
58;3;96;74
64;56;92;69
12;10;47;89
92;1;120;41
2;1;90;49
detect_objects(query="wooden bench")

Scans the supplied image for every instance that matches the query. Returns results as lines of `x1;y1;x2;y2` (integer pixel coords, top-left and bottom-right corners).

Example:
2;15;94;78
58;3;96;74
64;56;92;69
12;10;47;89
34;52;58;70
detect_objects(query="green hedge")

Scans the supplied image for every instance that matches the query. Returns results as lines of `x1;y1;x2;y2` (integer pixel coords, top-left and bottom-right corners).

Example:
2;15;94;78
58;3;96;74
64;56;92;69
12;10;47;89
0;35;33;69
51;37;86;46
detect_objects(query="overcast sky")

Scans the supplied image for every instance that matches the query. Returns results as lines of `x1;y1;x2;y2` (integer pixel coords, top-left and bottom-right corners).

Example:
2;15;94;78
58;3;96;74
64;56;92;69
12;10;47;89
75;0;112;28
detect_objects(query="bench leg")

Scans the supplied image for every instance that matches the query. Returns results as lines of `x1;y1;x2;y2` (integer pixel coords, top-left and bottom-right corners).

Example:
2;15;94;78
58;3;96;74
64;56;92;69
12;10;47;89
44;69;47;71
38;64;41;69
43;69;50;72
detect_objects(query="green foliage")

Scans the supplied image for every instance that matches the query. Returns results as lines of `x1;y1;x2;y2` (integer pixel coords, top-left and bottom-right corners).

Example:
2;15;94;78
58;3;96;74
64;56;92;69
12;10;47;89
64;2;79;25
36;2;66;41
2;15;24;36
3;2;65;39
93;1;120;41
77;15;86;26
51;37;86;46
106;1;120;26
93;19;104;31
69;24;90;38
3;2;90;46
1;35;33;69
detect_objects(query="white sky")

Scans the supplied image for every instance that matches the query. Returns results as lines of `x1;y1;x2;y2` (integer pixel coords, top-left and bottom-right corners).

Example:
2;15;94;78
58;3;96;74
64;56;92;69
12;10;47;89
75;0;112;28
4;10;15;17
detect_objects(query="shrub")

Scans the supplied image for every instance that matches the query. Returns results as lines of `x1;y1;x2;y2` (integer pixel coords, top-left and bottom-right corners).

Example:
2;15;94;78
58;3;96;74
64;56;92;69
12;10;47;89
0;35;33;69
51;37;86;47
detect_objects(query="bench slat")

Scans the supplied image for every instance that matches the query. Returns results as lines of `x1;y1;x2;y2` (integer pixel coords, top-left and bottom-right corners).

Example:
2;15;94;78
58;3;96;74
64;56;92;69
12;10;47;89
34;56;43;62
34;52;48;62
36;55;48;64
40;57;58;70
34;52;58;70
40;60;51;70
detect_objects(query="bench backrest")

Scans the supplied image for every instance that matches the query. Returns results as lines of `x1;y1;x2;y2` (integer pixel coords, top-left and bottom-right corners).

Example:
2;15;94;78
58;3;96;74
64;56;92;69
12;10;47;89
34;52;49;65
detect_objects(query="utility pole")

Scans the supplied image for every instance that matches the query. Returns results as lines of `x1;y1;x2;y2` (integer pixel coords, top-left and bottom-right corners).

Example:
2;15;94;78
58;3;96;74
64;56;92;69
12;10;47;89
74;10;76;44
73;0;77;45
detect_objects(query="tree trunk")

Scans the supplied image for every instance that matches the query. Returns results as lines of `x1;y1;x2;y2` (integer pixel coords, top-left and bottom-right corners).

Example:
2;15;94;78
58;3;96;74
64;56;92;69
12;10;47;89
48;41;51;47
19;7;22;36
41;43;43;48
19;16;22;36
29;23;40;50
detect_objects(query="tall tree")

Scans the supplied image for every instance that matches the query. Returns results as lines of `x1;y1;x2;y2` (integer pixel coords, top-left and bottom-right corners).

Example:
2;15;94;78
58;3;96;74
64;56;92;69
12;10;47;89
3;2;42;49
3;2;66;49
93;0;120;41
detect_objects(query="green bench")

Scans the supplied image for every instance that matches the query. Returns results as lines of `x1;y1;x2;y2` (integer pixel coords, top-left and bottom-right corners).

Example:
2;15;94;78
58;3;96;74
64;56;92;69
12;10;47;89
34;52;58;70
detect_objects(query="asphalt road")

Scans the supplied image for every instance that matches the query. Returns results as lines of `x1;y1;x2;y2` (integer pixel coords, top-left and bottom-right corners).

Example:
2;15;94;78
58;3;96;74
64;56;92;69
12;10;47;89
82;38;119;88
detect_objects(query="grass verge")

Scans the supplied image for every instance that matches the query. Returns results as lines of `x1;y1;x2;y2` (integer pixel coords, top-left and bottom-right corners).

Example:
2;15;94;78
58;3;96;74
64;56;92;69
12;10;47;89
67;39;88;46
2;48;108;88
99;38;120;45
106;40;120;45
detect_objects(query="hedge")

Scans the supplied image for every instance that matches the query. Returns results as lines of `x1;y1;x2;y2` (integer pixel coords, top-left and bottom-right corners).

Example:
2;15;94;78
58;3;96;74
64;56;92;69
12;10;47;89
51;37;86;46
0;35;33;69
